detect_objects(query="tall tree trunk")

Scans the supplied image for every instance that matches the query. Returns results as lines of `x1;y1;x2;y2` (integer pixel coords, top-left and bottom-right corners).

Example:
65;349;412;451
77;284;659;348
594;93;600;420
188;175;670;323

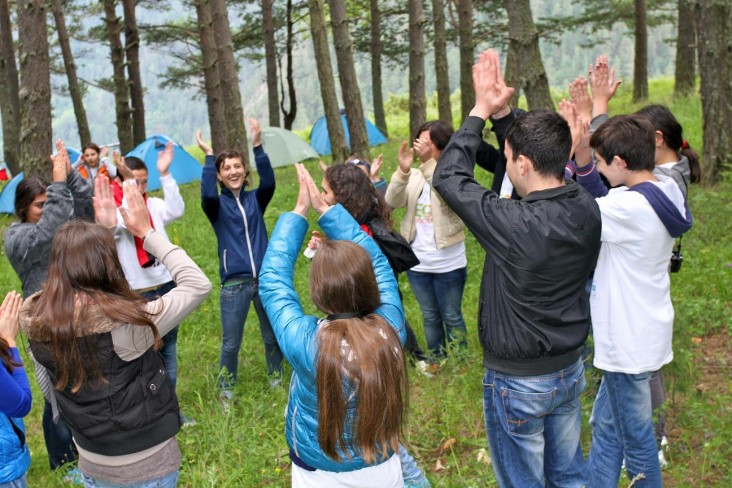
633;0;649;102
504;0;554;110
457;0;474;122
194;0;227;154
262;0;280;127
280;0;297;130
408;0;426;140
210;0;248;158
122;0;146;145
308;0;347;161
16;0;52;178
369;0;387;137
697;0;732;186
102;0;133;153
674;0;696;96
328;0;369;157
432;0;451;124
51;0;91;147
0;0;21;175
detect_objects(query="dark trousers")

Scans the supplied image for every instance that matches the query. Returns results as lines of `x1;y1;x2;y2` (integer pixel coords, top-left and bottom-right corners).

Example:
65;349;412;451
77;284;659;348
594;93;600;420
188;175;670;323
42;400;76;470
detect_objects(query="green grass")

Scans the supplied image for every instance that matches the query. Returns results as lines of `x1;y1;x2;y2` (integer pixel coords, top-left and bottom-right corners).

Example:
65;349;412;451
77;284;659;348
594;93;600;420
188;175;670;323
1;78;731;486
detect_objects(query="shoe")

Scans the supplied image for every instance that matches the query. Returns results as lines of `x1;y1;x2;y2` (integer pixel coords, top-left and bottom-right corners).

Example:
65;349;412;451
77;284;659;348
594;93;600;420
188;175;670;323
181;414;197;428
415;360;436;378
269;377;282;388
659;435;669;468
62;467;83;485
220;390;234;414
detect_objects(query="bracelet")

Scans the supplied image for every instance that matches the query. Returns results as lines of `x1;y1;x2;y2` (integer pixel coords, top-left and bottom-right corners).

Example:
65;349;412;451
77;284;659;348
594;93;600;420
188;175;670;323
141;228;156;243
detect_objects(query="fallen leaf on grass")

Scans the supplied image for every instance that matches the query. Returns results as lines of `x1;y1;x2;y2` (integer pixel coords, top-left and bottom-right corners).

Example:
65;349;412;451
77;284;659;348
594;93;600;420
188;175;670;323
692;337;703;344
476;448;491;465
435;459;446;471
442;438;456;451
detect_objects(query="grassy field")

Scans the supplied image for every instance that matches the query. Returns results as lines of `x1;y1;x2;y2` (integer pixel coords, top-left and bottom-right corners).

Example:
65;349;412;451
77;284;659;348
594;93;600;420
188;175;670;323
1;78;731;487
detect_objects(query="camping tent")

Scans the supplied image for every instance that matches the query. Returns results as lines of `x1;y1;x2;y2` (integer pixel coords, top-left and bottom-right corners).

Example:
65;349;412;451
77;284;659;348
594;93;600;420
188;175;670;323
249;127;319;168
125;135;202;191
0;147;82;214
309;111;387;156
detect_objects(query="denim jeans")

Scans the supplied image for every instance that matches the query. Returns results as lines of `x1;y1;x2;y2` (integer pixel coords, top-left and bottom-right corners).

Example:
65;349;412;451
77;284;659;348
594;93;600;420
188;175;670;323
140;281;179;390
398;444;430;487
0;474;27;488
406;267;467;359
42;400;76;470
587;370;662;487
483;358;587;488
219;279;283;390
81;470;178;487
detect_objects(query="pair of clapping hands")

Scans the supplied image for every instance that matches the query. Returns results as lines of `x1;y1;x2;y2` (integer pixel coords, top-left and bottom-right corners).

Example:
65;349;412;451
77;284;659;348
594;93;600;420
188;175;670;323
292;163;330;218
92;174;153;239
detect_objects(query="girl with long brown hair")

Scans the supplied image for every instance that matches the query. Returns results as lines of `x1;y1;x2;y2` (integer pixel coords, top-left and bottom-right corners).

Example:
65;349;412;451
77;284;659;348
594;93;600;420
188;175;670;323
0;291;31;488
19;178;211;487
259;164;408;487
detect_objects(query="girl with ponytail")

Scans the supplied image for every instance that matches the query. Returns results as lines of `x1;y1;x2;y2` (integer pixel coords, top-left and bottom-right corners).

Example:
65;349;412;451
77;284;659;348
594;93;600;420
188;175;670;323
259;164;408;487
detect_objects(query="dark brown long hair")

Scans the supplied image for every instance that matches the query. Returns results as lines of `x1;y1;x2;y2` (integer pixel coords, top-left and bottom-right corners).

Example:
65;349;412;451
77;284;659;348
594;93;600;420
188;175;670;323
28;221;160;393
636;104;701;184
324;164;391;226
310;240;407;464
1;338;20;373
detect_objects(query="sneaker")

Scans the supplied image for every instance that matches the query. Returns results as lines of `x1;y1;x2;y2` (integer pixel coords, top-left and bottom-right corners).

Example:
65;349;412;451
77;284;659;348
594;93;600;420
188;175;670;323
181;414;197;428
415;360;436;378
220;390;234;414
659;435;669;468
62;467;83;485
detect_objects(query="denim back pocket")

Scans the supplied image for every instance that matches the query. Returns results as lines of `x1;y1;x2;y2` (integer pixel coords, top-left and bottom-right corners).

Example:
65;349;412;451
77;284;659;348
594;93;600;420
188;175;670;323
498;380;556;437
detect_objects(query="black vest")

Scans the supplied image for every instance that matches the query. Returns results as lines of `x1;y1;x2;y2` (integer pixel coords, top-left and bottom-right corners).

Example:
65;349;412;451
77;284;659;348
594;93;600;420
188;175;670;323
30;332;180;456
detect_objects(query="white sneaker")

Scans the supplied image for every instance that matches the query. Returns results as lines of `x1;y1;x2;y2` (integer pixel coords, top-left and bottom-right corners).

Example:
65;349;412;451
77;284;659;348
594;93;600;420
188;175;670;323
416;360;435;378
658;436;669;468
220;390;234;414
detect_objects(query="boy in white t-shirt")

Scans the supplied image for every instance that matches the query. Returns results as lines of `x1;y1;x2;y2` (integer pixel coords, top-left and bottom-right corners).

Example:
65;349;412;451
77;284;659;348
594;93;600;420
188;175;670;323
574;114;692;487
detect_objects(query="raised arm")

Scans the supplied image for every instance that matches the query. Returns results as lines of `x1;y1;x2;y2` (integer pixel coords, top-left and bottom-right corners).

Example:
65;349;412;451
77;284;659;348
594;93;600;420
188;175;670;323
156;141;185;224
249;118;276;211
384;141;414;208
110;182;211;360
198;130;220;223
0;291;32;418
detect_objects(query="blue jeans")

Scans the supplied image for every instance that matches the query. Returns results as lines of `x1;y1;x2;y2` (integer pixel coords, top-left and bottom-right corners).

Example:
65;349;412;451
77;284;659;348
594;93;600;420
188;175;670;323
219;279;283;389
140;281;179;390
42;400;76;470
587;370;662;487
81;470;178;487
0;474;27;488
398;444;430;487
483;359;587;488
406;267;467;359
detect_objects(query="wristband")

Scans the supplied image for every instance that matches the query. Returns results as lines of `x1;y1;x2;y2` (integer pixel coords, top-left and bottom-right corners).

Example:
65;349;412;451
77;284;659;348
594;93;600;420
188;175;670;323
141;228;156;243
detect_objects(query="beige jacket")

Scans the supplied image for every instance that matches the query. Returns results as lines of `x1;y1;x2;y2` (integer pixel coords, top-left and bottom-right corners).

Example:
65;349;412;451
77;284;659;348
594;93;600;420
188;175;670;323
385;158;464;249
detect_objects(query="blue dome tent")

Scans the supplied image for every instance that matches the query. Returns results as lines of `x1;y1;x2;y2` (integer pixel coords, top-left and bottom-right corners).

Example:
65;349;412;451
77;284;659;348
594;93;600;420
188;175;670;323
309;110;387;156
125;135;202;191
0;147;82;214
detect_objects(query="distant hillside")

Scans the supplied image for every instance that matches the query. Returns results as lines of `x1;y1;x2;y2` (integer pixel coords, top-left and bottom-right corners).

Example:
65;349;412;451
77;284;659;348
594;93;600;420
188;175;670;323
1;0;676;154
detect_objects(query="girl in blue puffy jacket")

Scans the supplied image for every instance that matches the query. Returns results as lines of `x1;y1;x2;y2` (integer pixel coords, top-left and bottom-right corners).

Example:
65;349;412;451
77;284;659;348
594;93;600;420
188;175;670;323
0;291;32;488
260;164;408;487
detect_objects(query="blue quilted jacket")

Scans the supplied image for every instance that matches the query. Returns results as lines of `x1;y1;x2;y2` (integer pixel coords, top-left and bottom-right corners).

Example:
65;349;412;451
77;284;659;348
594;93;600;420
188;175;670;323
259;205;406;472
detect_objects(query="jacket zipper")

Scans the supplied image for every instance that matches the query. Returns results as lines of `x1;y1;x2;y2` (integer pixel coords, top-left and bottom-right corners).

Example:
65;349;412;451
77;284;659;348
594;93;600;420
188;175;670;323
223;249;228;274
291;405;299;457
234;195;257;277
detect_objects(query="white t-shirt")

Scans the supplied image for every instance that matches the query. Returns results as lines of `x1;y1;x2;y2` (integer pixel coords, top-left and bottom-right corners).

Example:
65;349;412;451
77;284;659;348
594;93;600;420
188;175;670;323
291;453;402;488
410;183;466;273
499;172;514;199
591;175;687;374
115;174;185;290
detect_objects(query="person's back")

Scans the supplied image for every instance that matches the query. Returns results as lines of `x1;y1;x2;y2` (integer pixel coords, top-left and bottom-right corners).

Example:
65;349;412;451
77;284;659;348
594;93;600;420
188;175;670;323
574;114;692;488
432;50;601;488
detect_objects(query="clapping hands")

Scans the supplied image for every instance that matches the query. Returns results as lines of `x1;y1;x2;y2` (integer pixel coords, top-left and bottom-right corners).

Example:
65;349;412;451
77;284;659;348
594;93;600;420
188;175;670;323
471;49;515;120
293;163;330;217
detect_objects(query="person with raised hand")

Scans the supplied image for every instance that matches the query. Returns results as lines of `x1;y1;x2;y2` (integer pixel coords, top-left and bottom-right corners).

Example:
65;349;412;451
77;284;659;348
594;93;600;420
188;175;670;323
197;118;284;402
385;121;469;365
0;291;32;488
19;179;211;488
4;139;93;477
433;49;602;488
259;163;408;487
588;54;622;131
74;143;117;182
107;141;188;416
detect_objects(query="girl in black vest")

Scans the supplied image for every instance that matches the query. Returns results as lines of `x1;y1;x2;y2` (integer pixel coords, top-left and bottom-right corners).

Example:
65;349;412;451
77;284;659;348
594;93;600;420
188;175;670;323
19;177;211;488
